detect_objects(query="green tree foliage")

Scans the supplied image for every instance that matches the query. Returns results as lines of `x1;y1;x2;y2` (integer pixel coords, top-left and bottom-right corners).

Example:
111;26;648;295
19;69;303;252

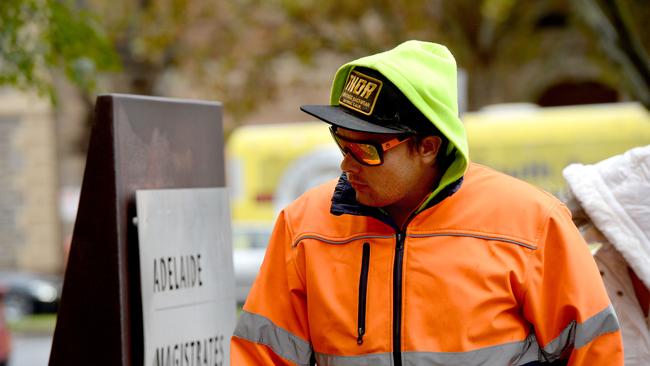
0;0;119;101
64;0;583;122
8;0;646;116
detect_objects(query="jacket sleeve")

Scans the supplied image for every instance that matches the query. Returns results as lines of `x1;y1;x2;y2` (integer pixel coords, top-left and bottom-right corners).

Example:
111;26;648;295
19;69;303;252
523;202;624;365
230;210;312;366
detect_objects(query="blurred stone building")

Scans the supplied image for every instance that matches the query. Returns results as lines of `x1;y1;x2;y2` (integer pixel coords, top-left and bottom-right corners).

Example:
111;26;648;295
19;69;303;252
0;89;62;274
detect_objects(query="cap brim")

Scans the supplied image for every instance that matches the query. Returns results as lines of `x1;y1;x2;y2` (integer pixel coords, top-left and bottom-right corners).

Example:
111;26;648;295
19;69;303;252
300;105;405;134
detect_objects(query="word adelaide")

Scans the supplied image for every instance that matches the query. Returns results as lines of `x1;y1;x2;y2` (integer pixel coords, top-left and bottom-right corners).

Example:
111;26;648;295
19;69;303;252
154;253;204;293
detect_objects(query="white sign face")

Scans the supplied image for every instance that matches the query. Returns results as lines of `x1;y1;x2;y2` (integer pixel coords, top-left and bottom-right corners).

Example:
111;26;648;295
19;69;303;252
136;187;236;366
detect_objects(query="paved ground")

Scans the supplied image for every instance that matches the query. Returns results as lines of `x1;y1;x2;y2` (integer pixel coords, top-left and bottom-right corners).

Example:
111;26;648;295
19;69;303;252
8;334;52;366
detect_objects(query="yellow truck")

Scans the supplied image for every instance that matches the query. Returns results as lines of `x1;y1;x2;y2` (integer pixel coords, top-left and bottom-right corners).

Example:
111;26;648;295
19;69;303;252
463;102;650;196
227;122;338;224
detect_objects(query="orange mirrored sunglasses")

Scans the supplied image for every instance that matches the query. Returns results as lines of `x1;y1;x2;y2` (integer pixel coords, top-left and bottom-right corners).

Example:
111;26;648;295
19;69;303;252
329;126;413;166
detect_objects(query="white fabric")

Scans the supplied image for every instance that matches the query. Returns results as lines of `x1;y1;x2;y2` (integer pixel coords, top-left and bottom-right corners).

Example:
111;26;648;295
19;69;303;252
563;145;650;365
563;145;650;289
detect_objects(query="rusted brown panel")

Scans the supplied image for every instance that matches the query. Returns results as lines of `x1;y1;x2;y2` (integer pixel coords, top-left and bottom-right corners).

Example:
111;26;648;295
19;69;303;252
50;94;224;366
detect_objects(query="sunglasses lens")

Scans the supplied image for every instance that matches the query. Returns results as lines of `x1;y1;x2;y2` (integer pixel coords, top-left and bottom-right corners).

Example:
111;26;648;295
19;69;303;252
347;143;381;165
332;133;381;165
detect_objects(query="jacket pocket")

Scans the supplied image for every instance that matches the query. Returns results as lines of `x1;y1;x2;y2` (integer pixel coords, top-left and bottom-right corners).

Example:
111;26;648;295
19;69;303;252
357;242;370;345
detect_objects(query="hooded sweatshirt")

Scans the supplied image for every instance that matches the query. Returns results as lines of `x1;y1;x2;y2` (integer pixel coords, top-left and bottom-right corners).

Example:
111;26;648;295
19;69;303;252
329;40;469;208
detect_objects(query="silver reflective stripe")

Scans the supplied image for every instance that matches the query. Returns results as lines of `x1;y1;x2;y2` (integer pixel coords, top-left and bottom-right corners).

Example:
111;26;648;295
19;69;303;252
408;232;538;250
233;310;312;366
315;352;392;365
314;340;537;366
576;303;619;347
314;305;619;366
293;234;394;247
403;340;540;366
541;304;619;361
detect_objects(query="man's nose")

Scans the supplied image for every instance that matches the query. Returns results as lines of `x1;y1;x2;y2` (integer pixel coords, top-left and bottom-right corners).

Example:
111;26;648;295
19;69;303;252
340;150;360;173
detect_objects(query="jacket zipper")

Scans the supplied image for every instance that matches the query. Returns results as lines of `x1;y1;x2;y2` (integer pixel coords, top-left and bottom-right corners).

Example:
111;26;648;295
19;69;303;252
357;242;371;345
393;232;405;366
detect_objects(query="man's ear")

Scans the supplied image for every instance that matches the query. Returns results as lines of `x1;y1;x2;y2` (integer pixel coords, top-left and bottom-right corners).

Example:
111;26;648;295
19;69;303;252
418;136;442;165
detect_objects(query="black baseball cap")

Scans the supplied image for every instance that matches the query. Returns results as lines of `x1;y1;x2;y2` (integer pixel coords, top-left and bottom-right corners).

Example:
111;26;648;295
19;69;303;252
300;67;433;135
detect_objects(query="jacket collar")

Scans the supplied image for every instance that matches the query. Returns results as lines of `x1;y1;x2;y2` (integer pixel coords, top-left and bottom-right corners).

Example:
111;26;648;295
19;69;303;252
330;173;463;228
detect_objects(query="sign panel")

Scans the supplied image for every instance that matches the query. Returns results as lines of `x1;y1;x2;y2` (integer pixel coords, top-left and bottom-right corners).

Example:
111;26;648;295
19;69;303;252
50;94;225;366
136;187;235;366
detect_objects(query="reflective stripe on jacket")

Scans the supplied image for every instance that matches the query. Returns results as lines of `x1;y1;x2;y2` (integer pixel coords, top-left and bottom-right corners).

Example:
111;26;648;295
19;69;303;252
231;163;623;365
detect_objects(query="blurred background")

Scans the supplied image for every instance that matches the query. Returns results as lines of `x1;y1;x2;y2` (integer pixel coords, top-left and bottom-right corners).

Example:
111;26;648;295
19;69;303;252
1;0;649;364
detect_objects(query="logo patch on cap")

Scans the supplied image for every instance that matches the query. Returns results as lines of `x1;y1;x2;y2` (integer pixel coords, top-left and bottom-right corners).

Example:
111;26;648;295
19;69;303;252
339;70;383;116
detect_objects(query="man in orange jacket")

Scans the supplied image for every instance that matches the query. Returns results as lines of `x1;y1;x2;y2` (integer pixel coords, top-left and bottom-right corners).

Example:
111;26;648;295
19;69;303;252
231;40;623;365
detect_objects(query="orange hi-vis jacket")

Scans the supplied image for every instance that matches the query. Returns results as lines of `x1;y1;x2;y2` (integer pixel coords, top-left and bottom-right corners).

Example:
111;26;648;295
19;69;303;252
231;163;623;365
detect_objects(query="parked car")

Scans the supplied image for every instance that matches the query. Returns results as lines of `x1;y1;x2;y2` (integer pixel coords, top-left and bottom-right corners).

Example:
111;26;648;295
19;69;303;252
0;272;62;322
0;287;11;366
232;223;272;305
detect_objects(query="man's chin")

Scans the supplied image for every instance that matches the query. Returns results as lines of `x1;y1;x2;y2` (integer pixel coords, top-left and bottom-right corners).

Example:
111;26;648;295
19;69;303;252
356;193;384;208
